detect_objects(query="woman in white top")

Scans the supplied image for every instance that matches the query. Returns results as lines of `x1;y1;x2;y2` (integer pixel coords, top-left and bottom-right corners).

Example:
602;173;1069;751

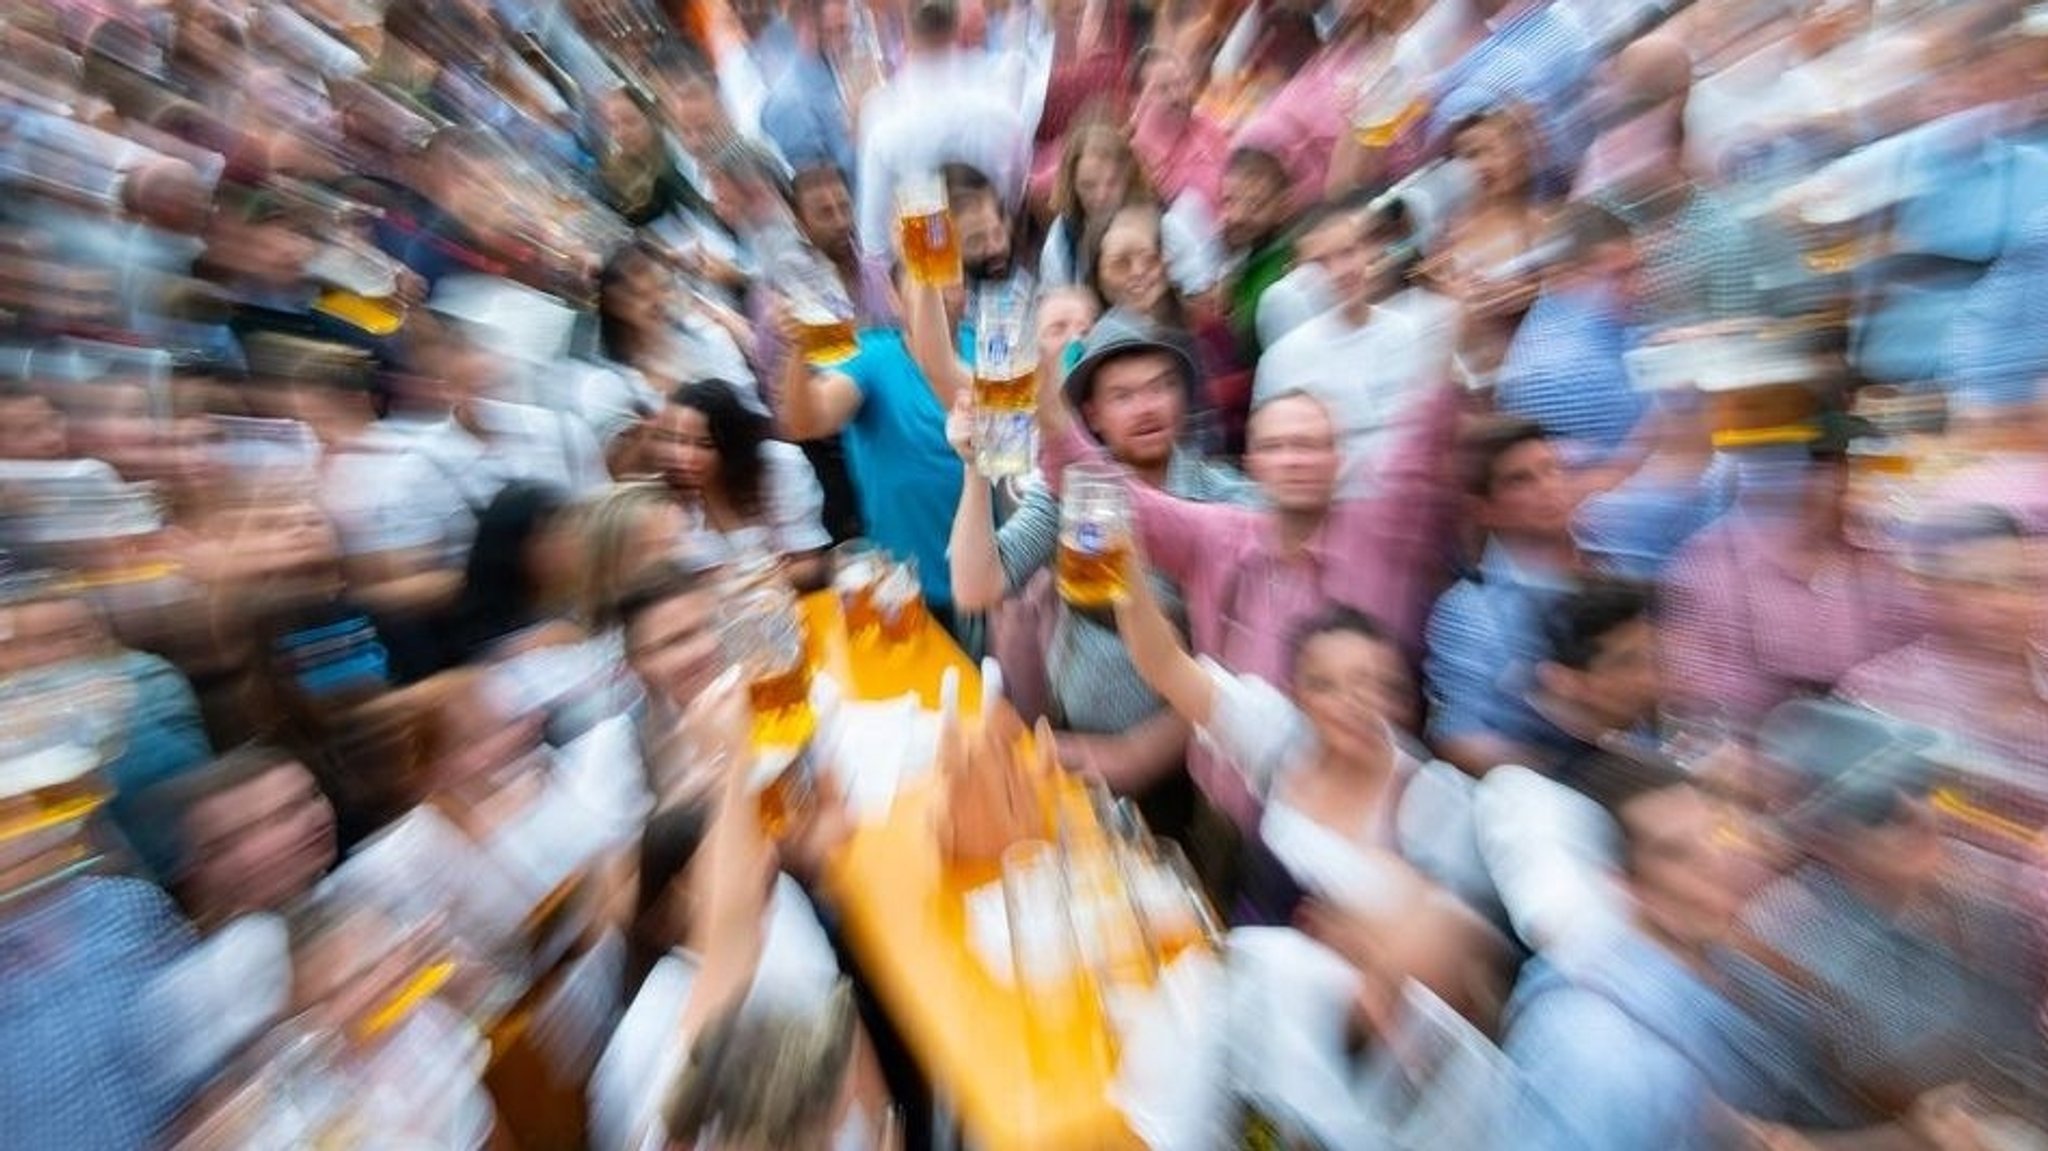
650;379;831;587
1113;546;1493;921
1040;121;1223;300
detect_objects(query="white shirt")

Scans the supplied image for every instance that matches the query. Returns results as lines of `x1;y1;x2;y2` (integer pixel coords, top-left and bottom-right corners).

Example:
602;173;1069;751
1196;660;1494;915
1470;765;1629;971
1116;928;1511;1150
678;440;831;569
587;877;844;1151
1252;303;1441;498
854;53;1031;250
1037;196;1225;298
319;437;475;565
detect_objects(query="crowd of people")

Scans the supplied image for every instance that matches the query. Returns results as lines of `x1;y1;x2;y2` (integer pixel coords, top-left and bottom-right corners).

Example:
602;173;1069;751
6;0;2048;1146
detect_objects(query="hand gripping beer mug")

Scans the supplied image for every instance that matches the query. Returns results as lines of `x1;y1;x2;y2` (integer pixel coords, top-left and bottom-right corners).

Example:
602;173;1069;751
784;257;861;368
831;539;885;647
1057;463;1132;609
896;170;962;288
722;586;817;836
972;284;1038;477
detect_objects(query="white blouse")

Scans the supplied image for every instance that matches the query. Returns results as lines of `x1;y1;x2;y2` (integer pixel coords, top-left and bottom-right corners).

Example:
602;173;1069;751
678;440;831;569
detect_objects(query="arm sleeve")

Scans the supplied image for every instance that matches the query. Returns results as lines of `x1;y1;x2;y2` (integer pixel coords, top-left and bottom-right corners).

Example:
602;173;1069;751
1502;989;1696;1151
1194;657;1307;797
763;441;832;555
993;483;1061;595
1422;583;1506;745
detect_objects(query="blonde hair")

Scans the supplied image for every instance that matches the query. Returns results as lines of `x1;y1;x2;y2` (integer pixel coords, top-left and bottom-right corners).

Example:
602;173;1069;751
664;982;859;1149
580;481;678;631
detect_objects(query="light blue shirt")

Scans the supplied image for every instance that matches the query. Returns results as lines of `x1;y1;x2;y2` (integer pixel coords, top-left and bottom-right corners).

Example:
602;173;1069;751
835;330;964;608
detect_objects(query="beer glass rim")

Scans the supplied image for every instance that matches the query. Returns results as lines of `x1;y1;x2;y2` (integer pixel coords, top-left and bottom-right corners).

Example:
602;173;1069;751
1062;461;1125;487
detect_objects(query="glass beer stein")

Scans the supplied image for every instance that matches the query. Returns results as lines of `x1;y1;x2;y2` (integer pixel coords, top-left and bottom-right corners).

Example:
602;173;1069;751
1057;463;1132;610
896;171;962;288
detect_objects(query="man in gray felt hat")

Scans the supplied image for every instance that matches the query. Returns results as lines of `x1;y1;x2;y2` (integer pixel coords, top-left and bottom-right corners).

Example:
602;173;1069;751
1731;698;2048;1138
946;305;1259;854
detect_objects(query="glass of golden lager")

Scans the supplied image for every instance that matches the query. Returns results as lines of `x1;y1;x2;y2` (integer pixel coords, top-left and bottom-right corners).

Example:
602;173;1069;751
872;557;927;650
1057;463;1132;609
831;538;885;645
722;584;817;757
1351;58;1427;149
783;258;861;367
971;283;1038;477
896;171;962;287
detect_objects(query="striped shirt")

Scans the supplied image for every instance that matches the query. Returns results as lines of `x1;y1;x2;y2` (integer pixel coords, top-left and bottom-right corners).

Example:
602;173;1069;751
996;451;1262;734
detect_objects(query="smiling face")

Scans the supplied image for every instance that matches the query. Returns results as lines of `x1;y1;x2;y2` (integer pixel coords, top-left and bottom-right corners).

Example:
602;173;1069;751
1082;350;1184;471
649;402;721;499
182;760;337;923
1096;210;1168;317
1292;627;1404;764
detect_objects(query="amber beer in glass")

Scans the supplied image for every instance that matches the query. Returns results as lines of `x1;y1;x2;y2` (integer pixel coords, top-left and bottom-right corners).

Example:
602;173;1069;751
831;539;885;646
972;283;1037;476
729;581;817;837
896;171;961;287
873;558;927;648
794;303;860;367
1057;463;1131;609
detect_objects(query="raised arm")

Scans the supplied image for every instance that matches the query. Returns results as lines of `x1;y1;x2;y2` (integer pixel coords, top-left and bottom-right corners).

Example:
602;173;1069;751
775;299;864;441
902;270;970;411
944;392;1008;612
1111;543;1217;730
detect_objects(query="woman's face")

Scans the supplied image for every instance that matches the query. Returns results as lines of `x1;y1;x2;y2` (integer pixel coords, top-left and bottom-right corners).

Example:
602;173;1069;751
1293;630;1403;762
651;404;721;497
1455;117;1528;200
1097;216;1167;316
1074;145;1129;219
605;258;670;342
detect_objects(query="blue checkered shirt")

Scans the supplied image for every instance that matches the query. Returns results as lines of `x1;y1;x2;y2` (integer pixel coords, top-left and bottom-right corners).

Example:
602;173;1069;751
0;877;197;1150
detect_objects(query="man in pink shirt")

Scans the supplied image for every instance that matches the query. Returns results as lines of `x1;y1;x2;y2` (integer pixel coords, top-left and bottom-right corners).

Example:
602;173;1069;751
1036;317;1457;826
1129;46;1232;213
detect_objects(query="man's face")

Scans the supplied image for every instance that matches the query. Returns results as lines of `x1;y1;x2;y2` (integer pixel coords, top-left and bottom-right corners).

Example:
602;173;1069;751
814;0;853;54
1296;214;1381;314
1623;784;1741;950
1246;394;1340;514
1479;438;1573;540
627;589;726;710
955;194;1011;283
1138;51;1193;117
795;175;858;263
1550;618;1662;731
1219;165;1285;253
1082;353;1184;472
0;393;67;460
0;598;102;677
665;78;728;159
1925;534;2044;656
183;762;337;921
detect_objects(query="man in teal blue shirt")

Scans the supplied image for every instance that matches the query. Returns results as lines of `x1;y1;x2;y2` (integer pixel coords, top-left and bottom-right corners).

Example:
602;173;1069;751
778;295;965;634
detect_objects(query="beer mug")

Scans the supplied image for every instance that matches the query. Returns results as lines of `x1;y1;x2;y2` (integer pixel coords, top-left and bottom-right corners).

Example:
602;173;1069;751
971;284;1038;478
722;585;817;753
873;556;927;649
1352;57;1427;149
895;171;961;288
783;258;860;368
831;539;885;646
1057;463;1132;609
